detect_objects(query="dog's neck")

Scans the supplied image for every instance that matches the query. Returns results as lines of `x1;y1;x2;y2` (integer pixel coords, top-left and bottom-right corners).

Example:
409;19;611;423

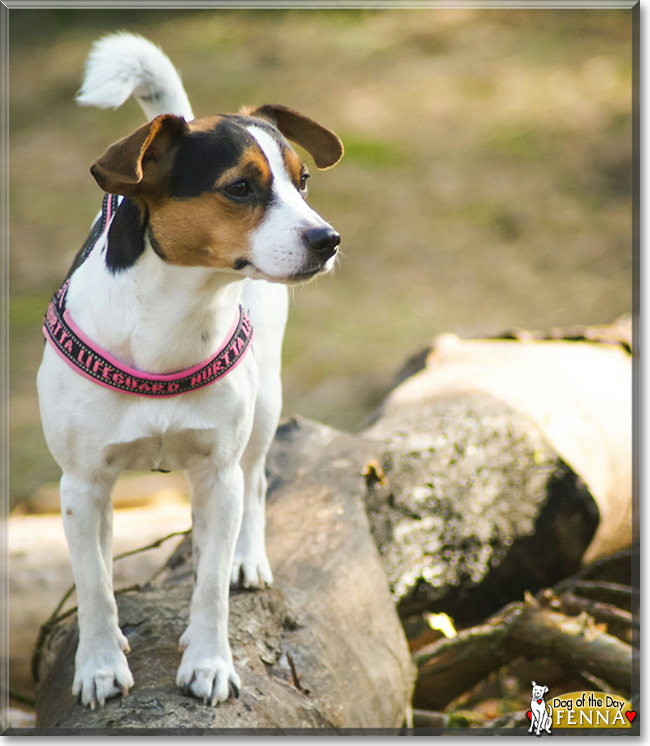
65;236;245;375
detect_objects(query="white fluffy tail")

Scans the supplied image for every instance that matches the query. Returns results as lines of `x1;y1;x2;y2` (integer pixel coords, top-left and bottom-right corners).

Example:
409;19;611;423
76;32;194;122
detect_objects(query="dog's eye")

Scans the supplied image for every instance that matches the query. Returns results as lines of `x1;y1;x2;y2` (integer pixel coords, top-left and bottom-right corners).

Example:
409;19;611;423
300;173;310;192
225;180;252;198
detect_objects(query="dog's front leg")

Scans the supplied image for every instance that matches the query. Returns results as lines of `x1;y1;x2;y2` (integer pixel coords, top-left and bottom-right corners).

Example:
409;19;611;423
60;473;133;709
177;462;244;705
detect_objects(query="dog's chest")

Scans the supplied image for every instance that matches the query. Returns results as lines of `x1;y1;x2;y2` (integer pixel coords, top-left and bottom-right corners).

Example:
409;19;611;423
104;428;218;472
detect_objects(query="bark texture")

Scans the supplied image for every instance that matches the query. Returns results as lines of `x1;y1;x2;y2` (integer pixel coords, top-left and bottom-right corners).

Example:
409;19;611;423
364;391;599;623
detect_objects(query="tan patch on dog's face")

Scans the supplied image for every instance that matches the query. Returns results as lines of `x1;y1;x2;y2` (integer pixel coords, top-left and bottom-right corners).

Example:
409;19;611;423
186;115;224;133
282;148;306;191
143;120;275;268
146;189;267;269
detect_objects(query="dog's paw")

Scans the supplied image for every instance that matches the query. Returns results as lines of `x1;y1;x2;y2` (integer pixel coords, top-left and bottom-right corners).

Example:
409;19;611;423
72;644;134;709
176;638;241;706
118;628;131;654
230;552;273;589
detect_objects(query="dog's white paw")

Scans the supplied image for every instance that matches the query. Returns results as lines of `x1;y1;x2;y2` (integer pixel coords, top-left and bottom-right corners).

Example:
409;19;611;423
230;552;273;589
176;633;241;706
72;642;134;709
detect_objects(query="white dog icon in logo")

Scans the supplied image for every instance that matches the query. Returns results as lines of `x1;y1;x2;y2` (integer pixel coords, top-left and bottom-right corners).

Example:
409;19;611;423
528;681;552;736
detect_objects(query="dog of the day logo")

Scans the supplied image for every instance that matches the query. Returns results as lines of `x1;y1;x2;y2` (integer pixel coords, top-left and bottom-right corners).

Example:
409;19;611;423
527;684;636;734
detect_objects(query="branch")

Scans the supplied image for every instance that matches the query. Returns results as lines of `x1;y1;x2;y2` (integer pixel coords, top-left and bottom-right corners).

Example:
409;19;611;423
414;594;632;709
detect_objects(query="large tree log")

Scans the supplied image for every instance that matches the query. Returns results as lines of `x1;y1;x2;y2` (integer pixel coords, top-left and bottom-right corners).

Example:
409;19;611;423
363;391;600;623
376;331;633;564
34;419;414;731
363;332;632;623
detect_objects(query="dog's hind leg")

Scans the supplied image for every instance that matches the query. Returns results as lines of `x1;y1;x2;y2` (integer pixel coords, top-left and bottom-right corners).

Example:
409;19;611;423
231;376;280;589
60;473;133;709
231;282;286;590
177;462;243;705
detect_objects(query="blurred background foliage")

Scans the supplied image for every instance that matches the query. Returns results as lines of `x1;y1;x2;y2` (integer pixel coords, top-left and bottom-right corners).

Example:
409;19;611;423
8;8;632;509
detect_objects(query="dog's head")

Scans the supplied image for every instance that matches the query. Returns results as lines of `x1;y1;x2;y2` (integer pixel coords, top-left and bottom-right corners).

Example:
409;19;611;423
90;106;343;283
531;682;548;700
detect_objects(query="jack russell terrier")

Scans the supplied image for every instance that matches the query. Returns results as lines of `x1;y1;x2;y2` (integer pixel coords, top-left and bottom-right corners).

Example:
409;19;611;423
37;32;343;710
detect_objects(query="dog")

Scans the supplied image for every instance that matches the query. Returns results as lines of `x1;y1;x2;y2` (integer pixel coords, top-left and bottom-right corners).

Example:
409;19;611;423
529;681;552;735
37;32;343;709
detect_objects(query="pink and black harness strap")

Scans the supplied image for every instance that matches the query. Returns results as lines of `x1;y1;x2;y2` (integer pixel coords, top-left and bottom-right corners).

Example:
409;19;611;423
43;195;254;397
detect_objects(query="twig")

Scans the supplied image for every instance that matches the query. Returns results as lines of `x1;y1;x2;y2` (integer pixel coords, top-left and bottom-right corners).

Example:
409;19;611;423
414;594;633;710
508;605;632;694
578;671;620;696
113;529;191;562
537;589;635;643
8;688;36;708
569;581;634;611
413;601;523;669
286;651;307;694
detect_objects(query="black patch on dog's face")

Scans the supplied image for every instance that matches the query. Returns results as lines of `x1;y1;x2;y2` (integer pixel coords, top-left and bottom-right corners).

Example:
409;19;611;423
168;116;291;201
105;198;146;273
101;116;302;273
170;118;253;198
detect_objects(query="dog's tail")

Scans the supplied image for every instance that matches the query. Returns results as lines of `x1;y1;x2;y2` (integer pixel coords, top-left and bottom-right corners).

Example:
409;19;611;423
76;32;194;121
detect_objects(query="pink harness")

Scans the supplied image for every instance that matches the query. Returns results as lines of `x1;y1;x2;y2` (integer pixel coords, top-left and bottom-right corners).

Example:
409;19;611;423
43;195;253;397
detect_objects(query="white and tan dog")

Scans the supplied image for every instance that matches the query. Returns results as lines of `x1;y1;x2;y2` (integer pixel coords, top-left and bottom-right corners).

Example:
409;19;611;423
37;33;342;709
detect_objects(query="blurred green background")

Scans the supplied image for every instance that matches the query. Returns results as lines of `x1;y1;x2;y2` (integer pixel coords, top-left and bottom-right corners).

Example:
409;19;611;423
9;8;632;510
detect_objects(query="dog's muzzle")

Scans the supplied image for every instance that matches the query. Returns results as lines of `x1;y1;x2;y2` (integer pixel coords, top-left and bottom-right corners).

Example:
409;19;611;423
304;226;340;262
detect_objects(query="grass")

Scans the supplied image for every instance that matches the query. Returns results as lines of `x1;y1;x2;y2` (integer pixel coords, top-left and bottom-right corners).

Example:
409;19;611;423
8;8;633;508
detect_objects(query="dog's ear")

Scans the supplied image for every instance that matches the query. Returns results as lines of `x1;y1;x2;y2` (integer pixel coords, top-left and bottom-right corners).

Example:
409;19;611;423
544;686;548;694
532;681;536;686
245;104;343;169
91;114;187;196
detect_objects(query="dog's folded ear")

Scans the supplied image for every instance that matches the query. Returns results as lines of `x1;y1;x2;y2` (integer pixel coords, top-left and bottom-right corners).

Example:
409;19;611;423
246;104;343;169
91;114;187;196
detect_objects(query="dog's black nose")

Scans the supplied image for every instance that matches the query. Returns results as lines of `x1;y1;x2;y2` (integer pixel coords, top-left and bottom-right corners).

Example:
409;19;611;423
304;227;340;260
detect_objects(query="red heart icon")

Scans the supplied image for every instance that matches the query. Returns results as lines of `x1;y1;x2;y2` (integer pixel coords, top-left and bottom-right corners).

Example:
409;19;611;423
626;711;637;723
526;711;532;720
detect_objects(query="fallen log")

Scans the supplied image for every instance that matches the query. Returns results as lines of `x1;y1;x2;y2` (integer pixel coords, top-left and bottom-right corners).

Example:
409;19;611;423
364;330;632;622
363;391;600;623
379;330;634;564
34;419;414;731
